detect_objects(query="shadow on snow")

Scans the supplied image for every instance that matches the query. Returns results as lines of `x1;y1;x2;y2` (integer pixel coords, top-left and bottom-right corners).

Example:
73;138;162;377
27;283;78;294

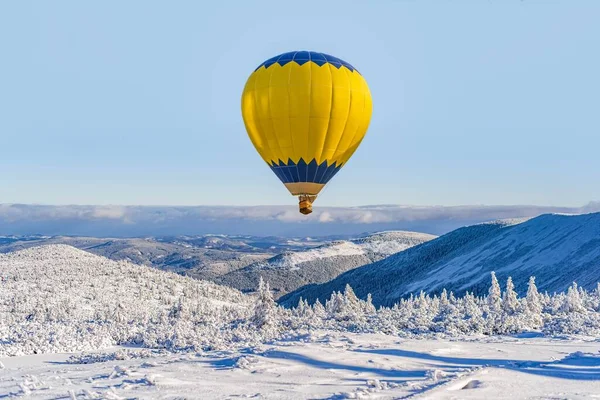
353;348;600;381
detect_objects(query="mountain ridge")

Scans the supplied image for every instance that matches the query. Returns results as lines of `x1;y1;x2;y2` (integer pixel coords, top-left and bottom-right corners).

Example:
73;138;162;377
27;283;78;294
279;212;600;307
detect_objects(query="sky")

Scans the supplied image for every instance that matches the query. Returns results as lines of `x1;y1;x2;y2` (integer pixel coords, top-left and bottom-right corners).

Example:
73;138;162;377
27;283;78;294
1;1;599;208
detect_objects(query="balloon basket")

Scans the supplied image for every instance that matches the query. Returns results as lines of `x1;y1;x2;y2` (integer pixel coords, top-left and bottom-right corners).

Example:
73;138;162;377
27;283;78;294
298;195;317;215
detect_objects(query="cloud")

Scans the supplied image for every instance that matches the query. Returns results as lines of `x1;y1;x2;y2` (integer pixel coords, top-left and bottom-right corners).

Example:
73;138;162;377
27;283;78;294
1;202;599;237
318;212;334;223
90;206;128;220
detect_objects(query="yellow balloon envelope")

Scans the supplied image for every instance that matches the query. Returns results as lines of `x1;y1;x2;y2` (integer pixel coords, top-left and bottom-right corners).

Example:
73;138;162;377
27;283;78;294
241;51;373;214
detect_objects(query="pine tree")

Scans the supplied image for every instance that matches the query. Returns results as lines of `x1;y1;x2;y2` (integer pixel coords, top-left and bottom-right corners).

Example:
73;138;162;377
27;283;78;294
503;277;519;314
298;298;313;319
485;271;502;334
463;292;485;333
433;289;460;334
440;289;449;307
522;276;543;329
326;291;345;317
363;293;377;314
562;282;585;313
295;296;307;317
497;276;521;333
526;276;542;314
593;283;600;312
449;291;457;305
344;284;360;310
340;284;365;323
251;277;278;332
413;291;431;317
312;298;326;319
488;272;502;312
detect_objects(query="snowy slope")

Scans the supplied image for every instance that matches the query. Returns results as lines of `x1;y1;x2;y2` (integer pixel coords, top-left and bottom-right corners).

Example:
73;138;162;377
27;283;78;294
0;245;251;356
280;213;600;307
217;231;435;297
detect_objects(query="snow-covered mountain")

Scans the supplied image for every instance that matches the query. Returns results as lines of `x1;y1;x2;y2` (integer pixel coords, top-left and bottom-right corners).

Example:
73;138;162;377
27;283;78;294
280;213;600;307
217;231;436;298
0;245;251;356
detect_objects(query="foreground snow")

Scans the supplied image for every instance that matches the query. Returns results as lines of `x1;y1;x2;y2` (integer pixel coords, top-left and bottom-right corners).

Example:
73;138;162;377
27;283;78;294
1;331;600;399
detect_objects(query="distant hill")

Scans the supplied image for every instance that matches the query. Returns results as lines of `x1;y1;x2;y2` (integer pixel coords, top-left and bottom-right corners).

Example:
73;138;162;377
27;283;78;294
0;234;325;280
217;231;436;298
280;213;600;307
0;244;248;308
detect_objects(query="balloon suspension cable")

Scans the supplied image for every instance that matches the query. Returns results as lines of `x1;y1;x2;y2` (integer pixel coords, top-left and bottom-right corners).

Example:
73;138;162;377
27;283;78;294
298;194;318;215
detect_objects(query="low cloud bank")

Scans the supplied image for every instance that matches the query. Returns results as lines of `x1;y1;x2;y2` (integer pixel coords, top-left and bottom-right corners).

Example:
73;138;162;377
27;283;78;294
1;202;599;237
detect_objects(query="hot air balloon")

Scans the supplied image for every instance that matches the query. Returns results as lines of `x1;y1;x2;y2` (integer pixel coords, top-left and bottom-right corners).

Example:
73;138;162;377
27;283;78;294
241;51;373;215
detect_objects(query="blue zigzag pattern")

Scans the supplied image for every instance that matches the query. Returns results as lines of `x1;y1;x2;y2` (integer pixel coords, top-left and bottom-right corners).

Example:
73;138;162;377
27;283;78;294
255;51;359;74
269;158;343;184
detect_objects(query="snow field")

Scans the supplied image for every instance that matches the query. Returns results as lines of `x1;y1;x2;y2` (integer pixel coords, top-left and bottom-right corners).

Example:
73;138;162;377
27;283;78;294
1;332;600;399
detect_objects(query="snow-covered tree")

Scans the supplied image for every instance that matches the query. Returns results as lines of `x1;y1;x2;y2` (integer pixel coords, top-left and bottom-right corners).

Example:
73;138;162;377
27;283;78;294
561;282;585;314
433;289;461;334
363;293;377;315
503;277;519;315
524;276;543;328
498;277;521;333
327;284;367;326
526;277;541;313
488;272;502;312
312;298;326;319
485;272;502;333
344;284;360;311
326;291;345;317
439;289;449;307
462;292;485;333
251;277;279;333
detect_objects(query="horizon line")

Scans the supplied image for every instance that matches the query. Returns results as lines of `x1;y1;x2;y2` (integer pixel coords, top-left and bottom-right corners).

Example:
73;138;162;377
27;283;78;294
2;202;598;209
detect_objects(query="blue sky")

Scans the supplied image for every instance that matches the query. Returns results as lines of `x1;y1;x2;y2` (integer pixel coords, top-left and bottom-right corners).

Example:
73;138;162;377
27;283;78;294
1;1;599;208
